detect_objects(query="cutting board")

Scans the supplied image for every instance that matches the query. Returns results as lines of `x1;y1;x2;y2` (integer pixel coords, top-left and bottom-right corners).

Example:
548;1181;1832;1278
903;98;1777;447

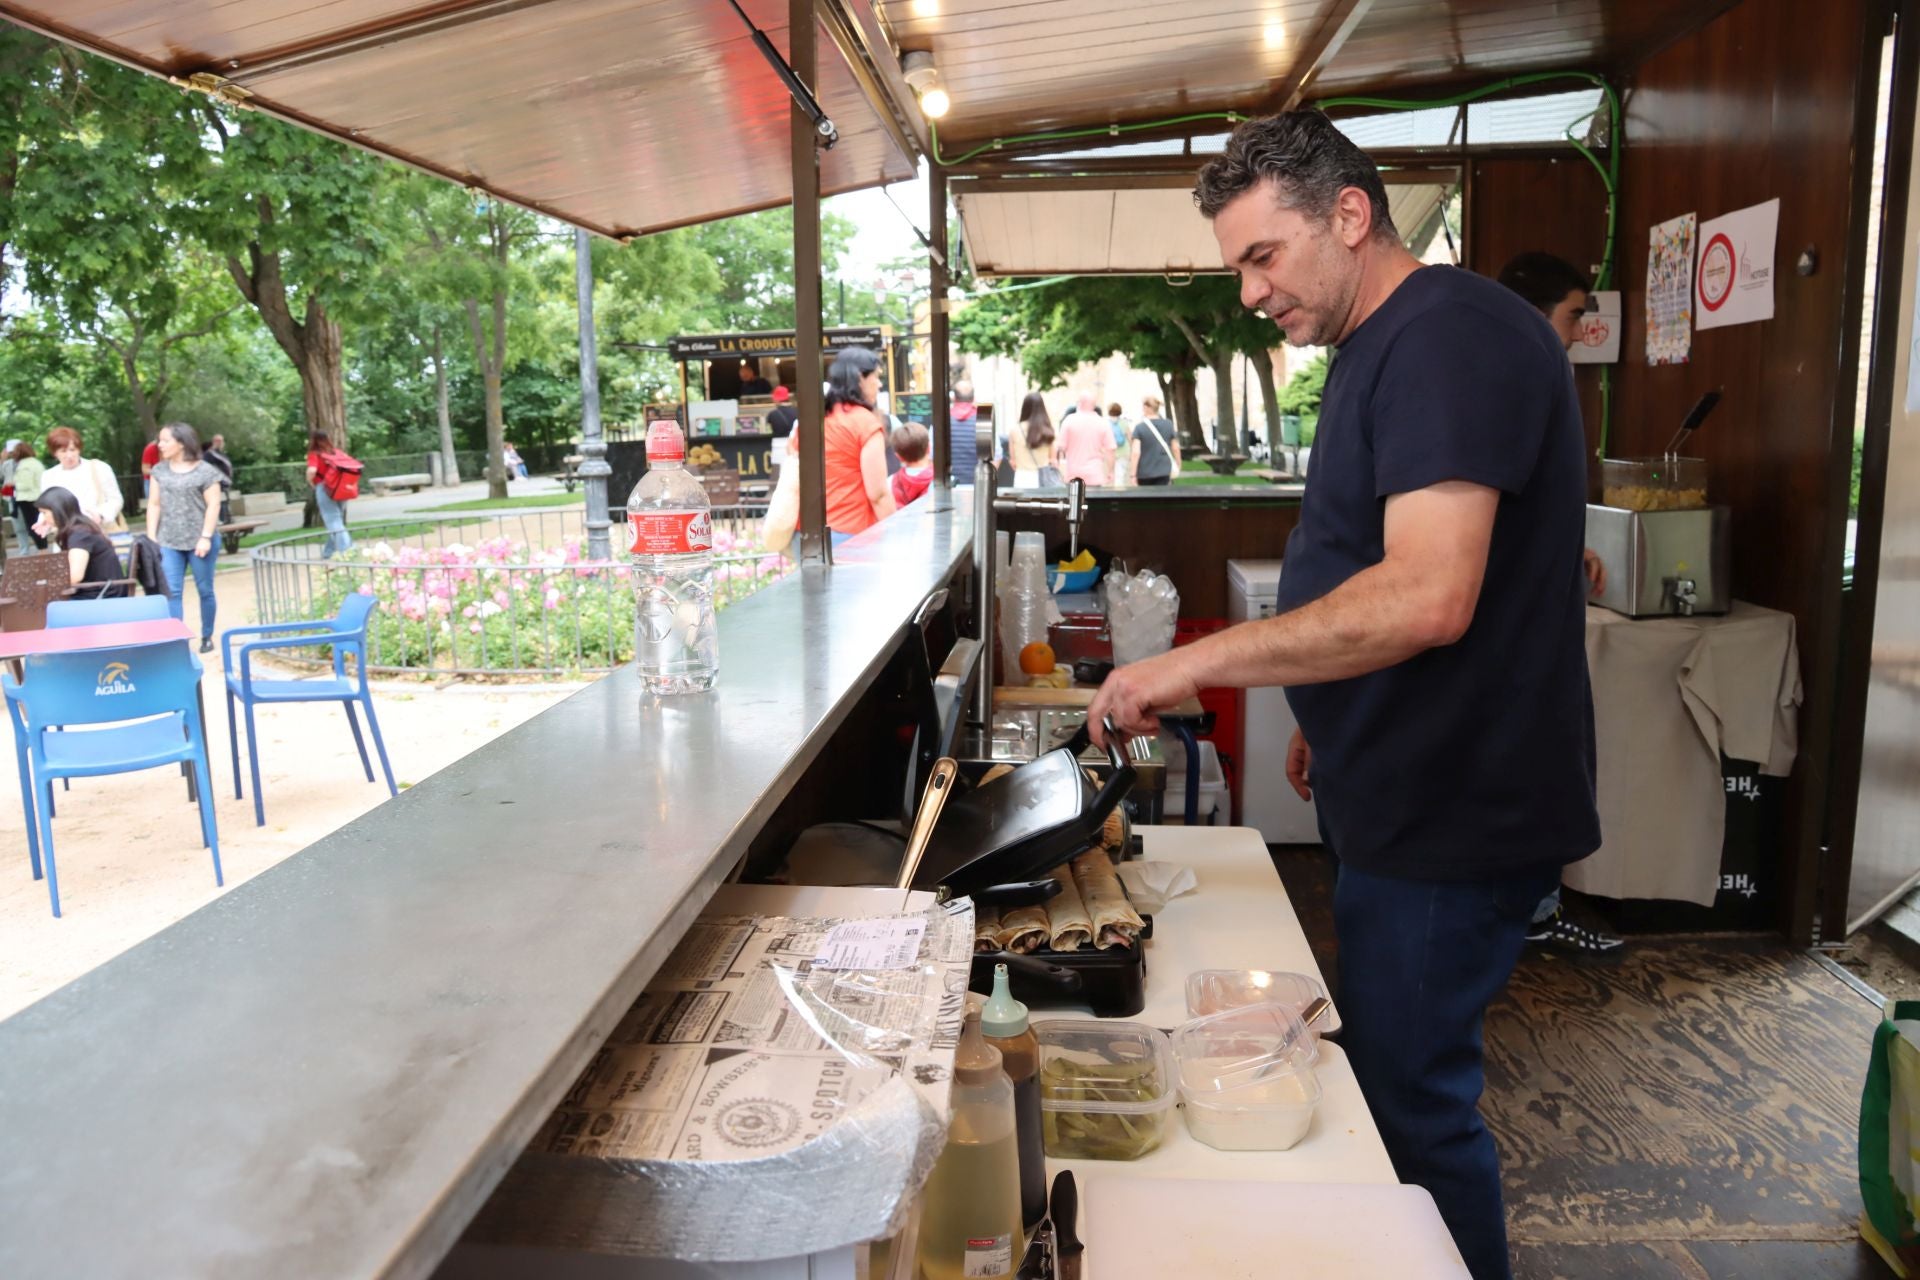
1084;1176;1469;1279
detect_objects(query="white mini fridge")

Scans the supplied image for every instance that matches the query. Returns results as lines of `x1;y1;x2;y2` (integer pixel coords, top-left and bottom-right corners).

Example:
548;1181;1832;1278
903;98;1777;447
1227;560;1323;844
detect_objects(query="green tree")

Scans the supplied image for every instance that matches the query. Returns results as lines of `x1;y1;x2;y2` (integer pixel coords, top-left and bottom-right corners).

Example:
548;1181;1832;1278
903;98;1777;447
192;101;401;448
6;38;235;446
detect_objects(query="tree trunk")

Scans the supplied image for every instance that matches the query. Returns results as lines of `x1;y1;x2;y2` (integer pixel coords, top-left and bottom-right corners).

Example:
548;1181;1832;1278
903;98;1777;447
464;289;509;501
1170;368;1205;454
298;306;348;448
224;229;348;446
431;324;459;486
1252;348;1281;453
1207;349;1238;455
104;323;157;442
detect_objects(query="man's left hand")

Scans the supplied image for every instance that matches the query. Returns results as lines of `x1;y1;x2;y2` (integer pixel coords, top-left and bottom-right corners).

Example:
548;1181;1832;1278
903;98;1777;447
1087;648;1203;746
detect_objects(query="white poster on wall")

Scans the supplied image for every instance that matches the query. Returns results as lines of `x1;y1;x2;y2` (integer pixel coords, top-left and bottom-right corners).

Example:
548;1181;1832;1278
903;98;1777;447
1570;290;1622;365
1695;198;1779;330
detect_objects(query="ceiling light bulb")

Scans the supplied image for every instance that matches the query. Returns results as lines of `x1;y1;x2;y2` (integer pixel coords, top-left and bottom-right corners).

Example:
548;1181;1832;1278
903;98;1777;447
901;50;949;118
1263;20;1287;48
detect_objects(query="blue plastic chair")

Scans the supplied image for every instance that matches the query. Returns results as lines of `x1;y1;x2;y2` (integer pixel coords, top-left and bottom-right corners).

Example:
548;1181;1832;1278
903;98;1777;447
42;595;197;802
46;596;173;627
223;593;396;827
4;642;222;917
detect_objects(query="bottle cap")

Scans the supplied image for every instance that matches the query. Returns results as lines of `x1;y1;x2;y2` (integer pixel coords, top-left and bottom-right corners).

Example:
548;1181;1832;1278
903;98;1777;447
645;421;686;462
981;962;1030;1038
954;1009;1006;1087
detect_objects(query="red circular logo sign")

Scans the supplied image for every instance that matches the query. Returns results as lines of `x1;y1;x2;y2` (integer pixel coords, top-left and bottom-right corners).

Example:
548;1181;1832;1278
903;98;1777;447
1698;232;1736;311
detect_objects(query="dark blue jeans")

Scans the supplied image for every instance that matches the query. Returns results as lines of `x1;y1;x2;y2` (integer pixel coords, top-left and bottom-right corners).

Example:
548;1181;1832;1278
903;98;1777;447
1334;857;1561;1280
158;543;218;641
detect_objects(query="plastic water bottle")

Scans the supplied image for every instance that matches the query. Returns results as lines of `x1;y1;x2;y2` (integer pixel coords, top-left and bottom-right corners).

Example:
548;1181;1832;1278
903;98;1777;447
627;421;718;694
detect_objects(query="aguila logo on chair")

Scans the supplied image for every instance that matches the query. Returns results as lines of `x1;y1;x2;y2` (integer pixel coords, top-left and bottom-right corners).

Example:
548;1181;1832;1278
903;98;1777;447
95;661;136;696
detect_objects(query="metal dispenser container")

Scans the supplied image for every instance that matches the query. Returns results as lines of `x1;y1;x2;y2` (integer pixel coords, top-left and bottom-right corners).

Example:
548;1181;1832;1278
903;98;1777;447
1589;391;1731;618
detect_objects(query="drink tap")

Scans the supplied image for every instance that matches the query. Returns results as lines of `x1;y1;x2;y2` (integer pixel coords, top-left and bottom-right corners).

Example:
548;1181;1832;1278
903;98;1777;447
970;464;1088;726
1664;575;1698;616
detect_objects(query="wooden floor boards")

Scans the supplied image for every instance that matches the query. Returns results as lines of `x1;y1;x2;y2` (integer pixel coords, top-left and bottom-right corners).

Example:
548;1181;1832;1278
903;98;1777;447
1268;846;1891;1278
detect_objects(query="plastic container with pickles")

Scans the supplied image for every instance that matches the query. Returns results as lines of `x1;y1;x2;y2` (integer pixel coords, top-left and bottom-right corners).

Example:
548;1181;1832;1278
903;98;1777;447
1033;1019;1177;1160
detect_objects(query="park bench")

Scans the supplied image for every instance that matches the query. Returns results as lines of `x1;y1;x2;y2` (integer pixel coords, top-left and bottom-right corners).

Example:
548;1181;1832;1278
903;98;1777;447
368;473;432;496
218;518;270;555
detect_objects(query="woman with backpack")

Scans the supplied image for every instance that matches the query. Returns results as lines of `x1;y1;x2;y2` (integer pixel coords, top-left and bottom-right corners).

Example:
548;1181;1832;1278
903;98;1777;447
145;422;225;653
306;427;354;558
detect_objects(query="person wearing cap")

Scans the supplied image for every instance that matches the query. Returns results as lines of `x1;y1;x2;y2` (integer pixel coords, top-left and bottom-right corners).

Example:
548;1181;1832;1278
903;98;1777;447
766;385;798;438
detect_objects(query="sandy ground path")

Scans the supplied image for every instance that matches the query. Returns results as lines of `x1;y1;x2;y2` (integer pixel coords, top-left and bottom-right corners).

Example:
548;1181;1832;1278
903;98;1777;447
0;560;582;1020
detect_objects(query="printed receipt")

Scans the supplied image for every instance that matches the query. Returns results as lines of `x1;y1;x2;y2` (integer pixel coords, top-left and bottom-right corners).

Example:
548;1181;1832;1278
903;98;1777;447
813;917;928;970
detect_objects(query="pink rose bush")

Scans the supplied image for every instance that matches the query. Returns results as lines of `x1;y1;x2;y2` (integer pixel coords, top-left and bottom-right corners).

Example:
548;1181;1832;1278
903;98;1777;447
316;530;791;675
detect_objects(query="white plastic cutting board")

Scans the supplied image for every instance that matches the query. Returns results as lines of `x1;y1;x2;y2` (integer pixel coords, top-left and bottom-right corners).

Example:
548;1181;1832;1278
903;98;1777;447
1084;1176;1469;1279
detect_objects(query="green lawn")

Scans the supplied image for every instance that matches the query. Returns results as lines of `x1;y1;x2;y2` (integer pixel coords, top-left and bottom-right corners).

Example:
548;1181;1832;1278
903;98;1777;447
1172;471;1262;486
417;491;585;512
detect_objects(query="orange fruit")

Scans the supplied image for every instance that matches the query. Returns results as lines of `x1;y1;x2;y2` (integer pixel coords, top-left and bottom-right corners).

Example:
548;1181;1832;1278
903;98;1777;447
1018;642;1056;675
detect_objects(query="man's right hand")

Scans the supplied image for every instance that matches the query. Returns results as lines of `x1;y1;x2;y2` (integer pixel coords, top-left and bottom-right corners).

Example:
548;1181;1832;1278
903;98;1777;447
1286;727;1313;802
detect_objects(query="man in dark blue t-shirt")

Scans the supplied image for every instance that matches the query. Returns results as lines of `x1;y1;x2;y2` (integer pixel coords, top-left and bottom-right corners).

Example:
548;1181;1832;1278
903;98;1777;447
1089;111;1598;1280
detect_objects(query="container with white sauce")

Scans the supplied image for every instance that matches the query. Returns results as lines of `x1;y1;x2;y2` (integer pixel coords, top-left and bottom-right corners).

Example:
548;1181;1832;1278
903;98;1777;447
1170;1003;1322;1151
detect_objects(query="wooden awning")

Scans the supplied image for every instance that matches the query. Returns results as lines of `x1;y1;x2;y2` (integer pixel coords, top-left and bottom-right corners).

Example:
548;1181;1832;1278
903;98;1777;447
0;0;917;239
4;0;1720;238
953;170;1453;277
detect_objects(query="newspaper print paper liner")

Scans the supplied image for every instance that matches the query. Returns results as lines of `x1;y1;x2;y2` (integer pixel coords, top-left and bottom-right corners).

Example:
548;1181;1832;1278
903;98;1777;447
467;900;974;1262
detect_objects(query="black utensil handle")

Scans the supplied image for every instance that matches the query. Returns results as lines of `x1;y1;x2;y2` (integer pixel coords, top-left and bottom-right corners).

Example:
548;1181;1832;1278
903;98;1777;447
1680;389;1722;434
971;878;1065;908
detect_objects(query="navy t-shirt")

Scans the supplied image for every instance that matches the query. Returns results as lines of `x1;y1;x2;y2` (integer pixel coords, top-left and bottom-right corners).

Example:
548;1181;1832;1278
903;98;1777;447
1278;266;1599;880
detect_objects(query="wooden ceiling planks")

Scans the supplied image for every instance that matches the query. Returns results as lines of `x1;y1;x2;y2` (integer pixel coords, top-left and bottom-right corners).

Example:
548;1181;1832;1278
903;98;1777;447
882;0;1735;152
0;0;915;238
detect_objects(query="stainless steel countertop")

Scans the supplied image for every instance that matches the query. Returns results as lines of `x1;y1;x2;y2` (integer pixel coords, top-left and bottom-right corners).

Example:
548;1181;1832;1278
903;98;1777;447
0;497;976;1280
995;483;1303;501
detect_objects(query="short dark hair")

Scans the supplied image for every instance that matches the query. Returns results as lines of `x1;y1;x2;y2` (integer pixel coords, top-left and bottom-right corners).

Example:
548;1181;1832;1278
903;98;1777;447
1195;110;1397;241
825;346;880;413
1496;252;1591;313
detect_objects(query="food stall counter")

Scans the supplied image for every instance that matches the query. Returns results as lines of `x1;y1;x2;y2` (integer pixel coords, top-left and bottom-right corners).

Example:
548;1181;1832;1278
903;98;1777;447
0;498;979;1280
1040;826;1394;1187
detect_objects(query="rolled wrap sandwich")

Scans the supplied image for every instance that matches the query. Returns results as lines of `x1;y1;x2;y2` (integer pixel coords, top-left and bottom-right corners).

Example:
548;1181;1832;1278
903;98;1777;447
1070;850;1146;948
1045;865;1093;951
974;905;1002;953
994;902;1050;953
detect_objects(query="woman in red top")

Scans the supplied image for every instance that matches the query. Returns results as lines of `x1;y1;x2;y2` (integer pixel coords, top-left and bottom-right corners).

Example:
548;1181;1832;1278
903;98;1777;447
822;346;895;543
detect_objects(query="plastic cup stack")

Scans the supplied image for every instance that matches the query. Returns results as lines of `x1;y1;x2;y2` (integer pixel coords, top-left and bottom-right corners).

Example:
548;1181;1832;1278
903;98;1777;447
1000;533;1061;662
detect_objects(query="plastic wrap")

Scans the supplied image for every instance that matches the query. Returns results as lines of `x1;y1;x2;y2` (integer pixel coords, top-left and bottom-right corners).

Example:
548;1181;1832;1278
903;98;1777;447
466;899;974;1261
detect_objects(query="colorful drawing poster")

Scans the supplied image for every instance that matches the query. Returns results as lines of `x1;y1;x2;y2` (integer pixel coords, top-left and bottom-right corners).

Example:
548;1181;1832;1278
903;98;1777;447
1695;198;1779;330
1646;213;1697;365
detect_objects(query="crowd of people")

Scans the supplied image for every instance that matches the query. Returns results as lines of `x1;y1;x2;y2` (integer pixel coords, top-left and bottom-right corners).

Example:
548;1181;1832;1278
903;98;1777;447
763;349;1189;549
3;424;234;649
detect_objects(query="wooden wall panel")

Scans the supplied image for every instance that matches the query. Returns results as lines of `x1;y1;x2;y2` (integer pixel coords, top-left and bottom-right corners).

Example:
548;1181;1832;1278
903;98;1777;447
1465;155;1612;465
1609;0;1877;939
998;496;1301;620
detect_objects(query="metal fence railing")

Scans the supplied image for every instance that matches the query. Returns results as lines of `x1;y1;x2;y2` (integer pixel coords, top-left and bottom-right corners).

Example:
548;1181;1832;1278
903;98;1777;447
230;445;575;500
248;505;779;678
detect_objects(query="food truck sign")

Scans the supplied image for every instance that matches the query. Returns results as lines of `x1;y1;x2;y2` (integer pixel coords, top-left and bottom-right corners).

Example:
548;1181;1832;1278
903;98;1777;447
667;327;886;360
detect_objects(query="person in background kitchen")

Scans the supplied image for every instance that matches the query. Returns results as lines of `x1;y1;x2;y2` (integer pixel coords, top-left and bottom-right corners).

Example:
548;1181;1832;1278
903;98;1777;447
738;358;774;397
1089;110;1599;1280
1496;251;1625;959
